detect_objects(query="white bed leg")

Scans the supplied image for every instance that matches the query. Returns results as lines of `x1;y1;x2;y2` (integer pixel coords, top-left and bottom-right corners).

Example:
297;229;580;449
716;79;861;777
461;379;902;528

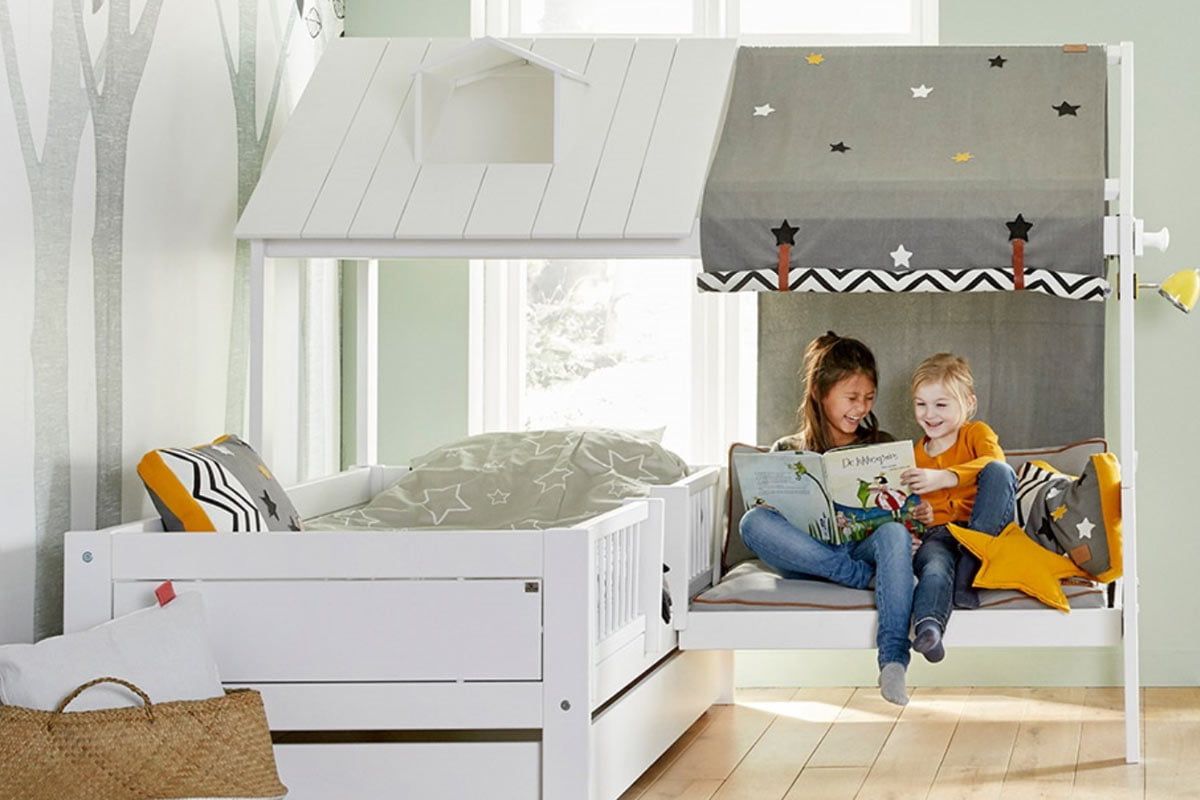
543;528;593;798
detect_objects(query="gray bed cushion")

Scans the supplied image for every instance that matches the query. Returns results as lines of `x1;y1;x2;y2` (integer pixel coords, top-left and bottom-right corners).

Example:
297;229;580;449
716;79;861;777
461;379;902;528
694;559;1105;611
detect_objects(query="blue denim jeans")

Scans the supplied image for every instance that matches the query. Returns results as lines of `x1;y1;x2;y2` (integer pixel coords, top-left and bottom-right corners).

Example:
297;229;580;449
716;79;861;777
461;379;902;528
912;460;1018;629
740;507;913;668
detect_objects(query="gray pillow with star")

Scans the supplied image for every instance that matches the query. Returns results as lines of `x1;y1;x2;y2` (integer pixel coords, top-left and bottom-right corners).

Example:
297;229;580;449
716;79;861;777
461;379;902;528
311;428;688;531
138;434;302;532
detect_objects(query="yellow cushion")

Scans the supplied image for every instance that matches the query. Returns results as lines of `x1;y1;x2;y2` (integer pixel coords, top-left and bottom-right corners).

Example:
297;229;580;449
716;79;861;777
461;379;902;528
949;522;1090;612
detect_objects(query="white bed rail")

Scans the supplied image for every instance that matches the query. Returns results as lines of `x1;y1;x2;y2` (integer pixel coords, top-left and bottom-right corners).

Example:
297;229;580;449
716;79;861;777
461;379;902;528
651;466;722;631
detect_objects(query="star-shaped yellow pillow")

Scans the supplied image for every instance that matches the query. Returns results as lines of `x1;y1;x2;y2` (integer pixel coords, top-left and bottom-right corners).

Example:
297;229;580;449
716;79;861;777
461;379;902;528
949;522;1090;612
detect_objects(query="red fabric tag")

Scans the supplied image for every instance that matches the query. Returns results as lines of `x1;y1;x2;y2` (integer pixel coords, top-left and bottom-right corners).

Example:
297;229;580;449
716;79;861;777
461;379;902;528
155;581;176;606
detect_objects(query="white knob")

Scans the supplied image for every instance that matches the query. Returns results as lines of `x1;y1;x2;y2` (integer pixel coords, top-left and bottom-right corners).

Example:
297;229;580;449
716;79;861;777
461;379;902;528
1142;226;1170;252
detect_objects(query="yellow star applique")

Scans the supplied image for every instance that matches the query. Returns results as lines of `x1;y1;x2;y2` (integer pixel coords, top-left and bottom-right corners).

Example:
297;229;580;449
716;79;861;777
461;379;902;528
949;522;1089;612
806;53;825;65
952;152;973;163
1051;505;1068;520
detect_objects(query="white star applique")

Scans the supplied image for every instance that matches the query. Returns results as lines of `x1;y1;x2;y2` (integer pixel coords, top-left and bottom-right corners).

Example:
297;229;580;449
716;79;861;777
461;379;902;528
487;488;510;505
890;244;913;269
586;449;659;481
753;103;776;117
911;84;933;98
526;431;574;456
418;484;471;525
1046;487;1063;500
1075;517;1095;540
534;465;574;493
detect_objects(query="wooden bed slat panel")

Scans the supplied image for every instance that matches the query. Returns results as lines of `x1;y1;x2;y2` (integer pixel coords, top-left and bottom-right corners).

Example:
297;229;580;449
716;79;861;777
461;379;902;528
532;38;636;239
463;164;553;239
393;163;487;238
303;39;431;239
349;38;469;239
235;39;388;239
577;38;676;238
626;38;737;238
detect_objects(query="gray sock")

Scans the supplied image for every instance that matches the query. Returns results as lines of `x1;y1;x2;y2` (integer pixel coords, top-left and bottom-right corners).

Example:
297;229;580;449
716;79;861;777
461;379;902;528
878;662;909;706
912;619;946;663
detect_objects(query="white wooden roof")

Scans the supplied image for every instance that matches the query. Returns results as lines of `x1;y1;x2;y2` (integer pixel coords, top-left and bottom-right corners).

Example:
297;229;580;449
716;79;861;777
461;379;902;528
236;37;738;259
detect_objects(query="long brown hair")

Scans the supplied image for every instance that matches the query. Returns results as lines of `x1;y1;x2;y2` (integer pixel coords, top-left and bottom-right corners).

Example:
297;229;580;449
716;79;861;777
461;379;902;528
793;331;881;453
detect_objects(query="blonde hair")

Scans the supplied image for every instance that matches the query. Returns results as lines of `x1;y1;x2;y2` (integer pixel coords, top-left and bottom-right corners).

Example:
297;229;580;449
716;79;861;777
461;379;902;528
793;331;882;453
910;353;978;423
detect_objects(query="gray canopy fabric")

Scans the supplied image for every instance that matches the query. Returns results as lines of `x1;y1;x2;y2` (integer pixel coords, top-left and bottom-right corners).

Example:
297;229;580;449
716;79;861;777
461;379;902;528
699;45;1108;299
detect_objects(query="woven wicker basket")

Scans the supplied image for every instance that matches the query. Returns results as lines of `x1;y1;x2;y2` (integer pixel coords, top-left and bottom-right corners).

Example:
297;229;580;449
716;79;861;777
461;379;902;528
0;677;286;800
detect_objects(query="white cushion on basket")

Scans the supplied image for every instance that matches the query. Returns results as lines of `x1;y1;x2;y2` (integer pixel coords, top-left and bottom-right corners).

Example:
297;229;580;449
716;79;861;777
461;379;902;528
0;591;224;711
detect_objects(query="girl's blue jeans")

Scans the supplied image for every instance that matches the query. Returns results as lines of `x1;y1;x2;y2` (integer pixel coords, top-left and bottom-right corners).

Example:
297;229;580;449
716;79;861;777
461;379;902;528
739;507;914;669
912;460;1018;630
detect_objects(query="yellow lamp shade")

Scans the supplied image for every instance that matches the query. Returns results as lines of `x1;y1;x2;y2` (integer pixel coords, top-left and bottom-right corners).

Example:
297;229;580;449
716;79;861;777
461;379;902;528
1159;268;1200;313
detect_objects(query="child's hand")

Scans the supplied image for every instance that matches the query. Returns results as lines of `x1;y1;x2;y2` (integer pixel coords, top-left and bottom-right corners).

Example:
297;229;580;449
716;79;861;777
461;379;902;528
912;500;934;525
901;468;958;494
910;532;922;556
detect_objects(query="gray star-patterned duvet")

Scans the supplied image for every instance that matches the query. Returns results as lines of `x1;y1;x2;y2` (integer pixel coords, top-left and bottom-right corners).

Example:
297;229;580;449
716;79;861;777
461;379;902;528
308;429;689;531
699;45;1108;298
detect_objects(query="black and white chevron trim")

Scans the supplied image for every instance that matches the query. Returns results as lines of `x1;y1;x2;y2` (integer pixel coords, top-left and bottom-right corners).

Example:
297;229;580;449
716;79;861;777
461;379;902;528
697;267;1111;302
160;447;267;531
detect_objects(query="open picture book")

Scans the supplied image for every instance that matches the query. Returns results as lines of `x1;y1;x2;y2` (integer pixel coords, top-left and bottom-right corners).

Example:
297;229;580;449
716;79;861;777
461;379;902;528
734;441;924;545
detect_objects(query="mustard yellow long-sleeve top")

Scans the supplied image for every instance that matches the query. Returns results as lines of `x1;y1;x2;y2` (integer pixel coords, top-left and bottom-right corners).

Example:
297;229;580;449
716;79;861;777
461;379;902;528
913;420;1005;526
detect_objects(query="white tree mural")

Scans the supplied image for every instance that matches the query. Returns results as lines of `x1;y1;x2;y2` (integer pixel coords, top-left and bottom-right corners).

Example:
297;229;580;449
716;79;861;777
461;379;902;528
71;0;165;528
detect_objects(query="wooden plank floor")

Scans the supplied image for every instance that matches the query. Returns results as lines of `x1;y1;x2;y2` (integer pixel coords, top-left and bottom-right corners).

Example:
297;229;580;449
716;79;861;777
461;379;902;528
621;688;1200;799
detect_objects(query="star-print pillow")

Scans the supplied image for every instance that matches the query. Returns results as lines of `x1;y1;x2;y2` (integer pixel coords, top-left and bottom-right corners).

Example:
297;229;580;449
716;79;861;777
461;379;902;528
138;434;303;532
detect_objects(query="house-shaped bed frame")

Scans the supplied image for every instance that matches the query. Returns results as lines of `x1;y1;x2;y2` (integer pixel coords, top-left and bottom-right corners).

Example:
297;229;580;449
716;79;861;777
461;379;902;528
238;32;1156;769
66;37;1167;799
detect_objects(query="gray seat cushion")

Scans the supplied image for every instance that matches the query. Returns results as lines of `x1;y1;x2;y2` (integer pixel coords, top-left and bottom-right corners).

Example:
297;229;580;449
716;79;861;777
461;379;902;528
693;559;1106;611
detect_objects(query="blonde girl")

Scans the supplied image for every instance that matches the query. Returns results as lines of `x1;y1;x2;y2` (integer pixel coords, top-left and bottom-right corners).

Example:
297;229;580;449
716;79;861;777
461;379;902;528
900;353;1017;663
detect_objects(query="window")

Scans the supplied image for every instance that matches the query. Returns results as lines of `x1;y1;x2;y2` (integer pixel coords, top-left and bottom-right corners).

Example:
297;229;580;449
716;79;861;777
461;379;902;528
470;0;935;463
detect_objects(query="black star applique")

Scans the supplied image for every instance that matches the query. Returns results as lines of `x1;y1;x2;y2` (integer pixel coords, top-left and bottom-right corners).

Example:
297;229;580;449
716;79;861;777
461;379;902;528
1006;214;1033;241
1052;101;1080;116
829;141;851;153
261;490;279;519
988;54;1007;68
288;516;302;531
771;219;799;246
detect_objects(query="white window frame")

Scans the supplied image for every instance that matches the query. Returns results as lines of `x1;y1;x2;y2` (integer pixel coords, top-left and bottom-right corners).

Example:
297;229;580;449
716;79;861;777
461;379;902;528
467;1;937;463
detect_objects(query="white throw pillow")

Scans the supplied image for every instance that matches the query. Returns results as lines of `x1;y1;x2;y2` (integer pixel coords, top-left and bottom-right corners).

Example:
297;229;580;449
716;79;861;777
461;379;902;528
0;591;224;711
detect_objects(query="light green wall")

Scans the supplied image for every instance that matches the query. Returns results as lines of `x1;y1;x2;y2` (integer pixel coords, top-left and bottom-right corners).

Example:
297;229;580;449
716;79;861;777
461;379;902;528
342;0;473;467
345;0;470;38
